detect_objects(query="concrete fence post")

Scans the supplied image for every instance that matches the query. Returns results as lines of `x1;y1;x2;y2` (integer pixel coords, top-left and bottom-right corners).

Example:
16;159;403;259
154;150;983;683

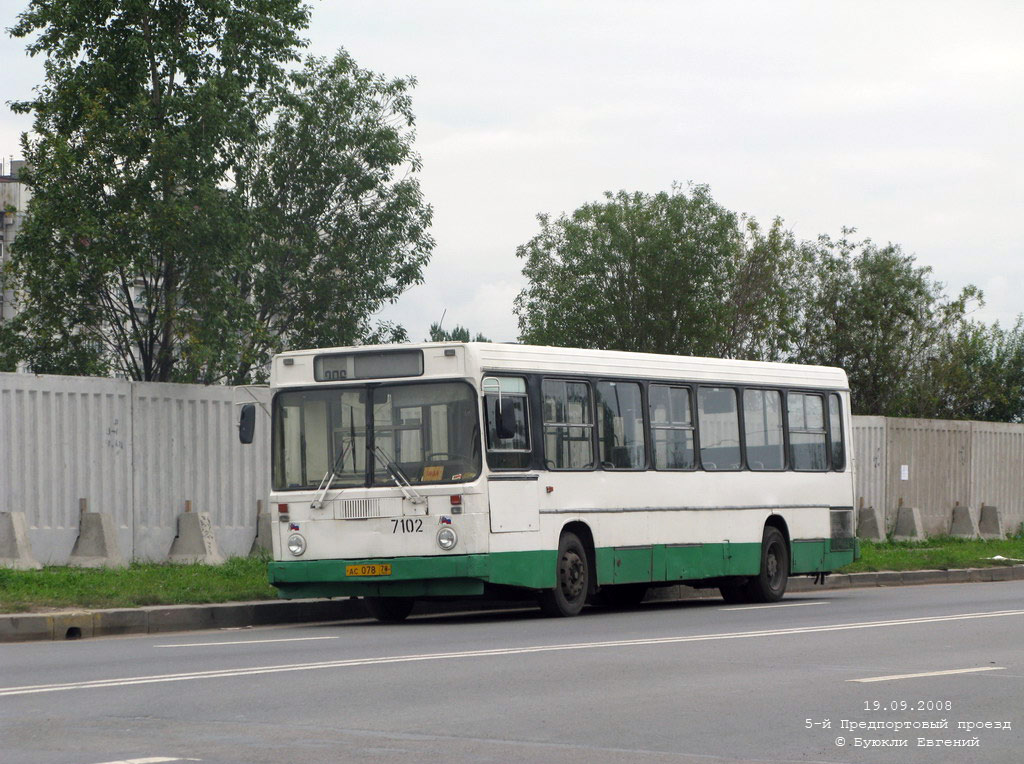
978;505;1004;540
856;505;885;541
0;512;42;570
168;500;225;564
892;506;925;541
949;504;979;539
69;498;128;569
250;499;272;555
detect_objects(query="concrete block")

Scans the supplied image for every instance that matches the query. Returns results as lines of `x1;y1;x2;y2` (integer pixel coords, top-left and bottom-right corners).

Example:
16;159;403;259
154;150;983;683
949;505;979;539
892;506;924;541
147;602;255;633
978;505;1004;539
847;572;878;588
988;567;1013;582
168;511;224;564
0;512;42;570
787;578;813;592
901;569;950;585
52;612;95;640
874;571;903;586
823;574;852;589
249;510;273;556
947;569;971;584
856;506;885;542
0;614;53;642
251;598;361;625
93;609;149;637
1014;565;1024;581
69;512;127;568
967;567;993;582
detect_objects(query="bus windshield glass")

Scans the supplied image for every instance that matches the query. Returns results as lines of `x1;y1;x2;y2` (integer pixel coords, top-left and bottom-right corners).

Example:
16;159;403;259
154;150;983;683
273;381;480;491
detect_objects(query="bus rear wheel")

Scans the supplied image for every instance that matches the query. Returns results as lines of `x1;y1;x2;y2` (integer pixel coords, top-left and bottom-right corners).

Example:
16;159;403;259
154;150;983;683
538;532;589;617
745;526;789;603
363;596;415;623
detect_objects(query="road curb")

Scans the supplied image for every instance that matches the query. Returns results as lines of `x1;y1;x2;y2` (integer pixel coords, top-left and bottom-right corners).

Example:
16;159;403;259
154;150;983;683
3;564;1023;643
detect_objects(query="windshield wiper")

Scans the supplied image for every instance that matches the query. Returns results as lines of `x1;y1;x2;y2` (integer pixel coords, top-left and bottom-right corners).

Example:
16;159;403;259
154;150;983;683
371;445;426;505
310;441;352;511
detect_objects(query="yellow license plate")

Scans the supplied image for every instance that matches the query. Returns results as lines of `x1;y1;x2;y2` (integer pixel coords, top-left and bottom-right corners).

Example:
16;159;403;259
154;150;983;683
346;563;392;577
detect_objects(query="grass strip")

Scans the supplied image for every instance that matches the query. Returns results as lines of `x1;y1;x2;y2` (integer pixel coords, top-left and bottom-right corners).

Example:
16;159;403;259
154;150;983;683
0;555;277;614
841;535;1024;573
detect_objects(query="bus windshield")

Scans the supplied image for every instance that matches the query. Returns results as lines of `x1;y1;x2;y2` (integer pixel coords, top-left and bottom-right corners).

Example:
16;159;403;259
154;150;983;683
272;381;480;491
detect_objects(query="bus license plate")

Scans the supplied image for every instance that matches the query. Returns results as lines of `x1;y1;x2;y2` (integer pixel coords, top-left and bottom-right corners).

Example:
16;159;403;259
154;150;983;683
346;564;392;577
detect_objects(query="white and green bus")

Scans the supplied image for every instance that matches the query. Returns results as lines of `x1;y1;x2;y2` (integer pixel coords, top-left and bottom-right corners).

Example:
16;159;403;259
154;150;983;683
240;342;858;621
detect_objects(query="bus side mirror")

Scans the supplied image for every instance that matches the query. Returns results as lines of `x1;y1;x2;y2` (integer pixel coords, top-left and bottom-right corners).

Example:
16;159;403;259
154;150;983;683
238;404;256;444
496;398;517;440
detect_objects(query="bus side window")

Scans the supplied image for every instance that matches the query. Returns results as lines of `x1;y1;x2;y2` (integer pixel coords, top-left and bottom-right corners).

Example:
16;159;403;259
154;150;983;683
649;384;695;470
788;392;827;471
484;376;531;470
697;386;741;470
542;379;594;470
829;393;845;470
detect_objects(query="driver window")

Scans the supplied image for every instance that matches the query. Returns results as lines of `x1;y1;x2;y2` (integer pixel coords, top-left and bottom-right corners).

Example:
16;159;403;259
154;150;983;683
484;376;531;470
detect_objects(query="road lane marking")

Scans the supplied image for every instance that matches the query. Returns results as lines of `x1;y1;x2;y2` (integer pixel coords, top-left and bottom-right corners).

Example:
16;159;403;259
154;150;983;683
3;608;1023;698
91;758;200;764
720;601;829;611
156;636;339;648
849;667;1007;683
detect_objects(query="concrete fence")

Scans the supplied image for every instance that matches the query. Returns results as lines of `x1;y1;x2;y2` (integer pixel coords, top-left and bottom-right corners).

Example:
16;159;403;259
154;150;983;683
2;371;1022;566
852;416;1024;538
1;372;270;564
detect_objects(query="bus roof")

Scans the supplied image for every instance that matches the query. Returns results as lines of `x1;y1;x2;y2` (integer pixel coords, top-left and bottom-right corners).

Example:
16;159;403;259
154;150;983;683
274;342;849;390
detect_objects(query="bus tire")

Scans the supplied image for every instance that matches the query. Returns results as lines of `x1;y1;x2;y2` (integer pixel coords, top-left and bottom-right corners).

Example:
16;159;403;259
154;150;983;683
363;596;415;623
744;526;789;603
538;532;589;617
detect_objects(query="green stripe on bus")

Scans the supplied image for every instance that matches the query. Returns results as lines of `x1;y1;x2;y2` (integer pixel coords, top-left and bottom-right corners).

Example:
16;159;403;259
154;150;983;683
267;541;856;599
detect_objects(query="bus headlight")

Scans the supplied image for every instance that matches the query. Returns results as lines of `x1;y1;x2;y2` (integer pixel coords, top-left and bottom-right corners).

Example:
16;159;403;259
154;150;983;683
287;533;306;556
436;527;458;551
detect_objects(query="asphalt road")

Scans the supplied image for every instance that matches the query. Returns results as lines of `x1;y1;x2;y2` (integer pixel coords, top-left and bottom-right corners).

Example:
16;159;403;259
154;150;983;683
1;581;1022;764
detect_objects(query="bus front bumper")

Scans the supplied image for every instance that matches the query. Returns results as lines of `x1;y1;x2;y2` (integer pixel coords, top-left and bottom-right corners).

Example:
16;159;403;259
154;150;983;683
268;551;555;599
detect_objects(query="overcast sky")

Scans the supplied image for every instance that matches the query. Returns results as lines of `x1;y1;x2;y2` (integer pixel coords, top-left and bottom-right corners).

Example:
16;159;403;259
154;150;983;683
1;1;1021;343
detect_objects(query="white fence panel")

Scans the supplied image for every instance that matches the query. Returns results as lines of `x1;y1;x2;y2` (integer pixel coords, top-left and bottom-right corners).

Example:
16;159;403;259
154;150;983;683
132;383;270;561
851;415;886;520
969;421;1024;535
0;373;133;563
1;373;269;564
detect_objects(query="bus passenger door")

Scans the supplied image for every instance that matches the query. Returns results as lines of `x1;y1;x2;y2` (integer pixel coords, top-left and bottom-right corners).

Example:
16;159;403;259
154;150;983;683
487;475;540;532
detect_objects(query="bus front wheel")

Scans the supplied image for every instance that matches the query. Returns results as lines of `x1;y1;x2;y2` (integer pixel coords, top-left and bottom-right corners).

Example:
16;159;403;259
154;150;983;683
363;596;415;623
538;532;589;617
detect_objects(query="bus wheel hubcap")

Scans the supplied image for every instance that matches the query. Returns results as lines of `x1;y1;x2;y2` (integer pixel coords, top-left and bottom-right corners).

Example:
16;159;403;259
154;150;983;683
766;550;778;584
561;552;585;599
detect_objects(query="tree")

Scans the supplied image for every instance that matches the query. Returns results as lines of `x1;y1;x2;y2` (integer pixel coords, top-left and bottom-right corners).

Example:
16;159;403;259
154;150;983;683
3;4;432;384
205;49;433;384
911;318;1024;422
427;322;490;342
4;0;310;381
513;184;803;359
791;230;981;416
